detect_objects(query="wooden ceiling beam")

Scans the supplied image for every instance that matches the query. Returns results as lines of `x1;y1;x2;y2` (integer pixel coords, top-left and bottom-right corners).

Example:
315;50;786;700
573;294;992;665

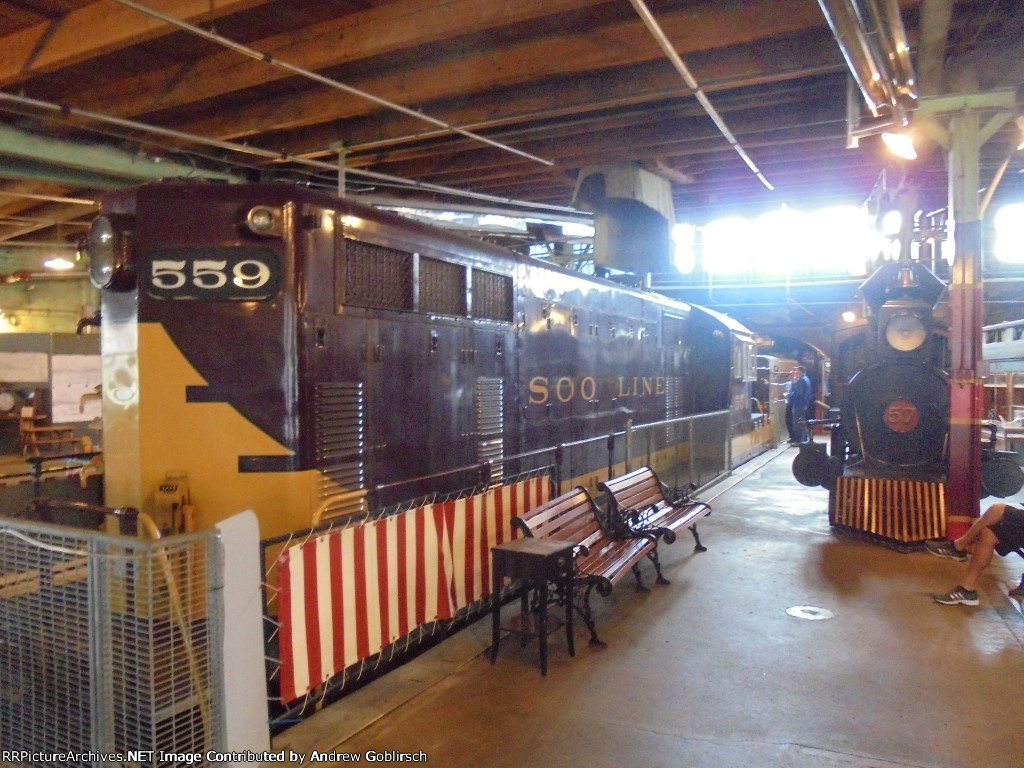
164;0;828;142
343;88;841;175
62;0;609;119
275;31;844;162
0;0;273;86
346;98;847;184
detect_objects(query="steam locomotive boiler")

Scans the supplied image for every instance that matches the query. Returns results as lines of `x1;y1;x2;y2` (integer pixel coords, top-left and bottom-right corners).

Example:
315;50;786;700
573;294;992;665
794;259;953;545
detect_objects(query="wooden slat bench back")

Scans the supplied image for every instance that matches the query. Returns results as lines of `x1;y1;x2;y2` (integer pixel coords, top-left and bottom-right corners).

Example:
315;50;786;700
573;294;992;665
511;486;662;645
599;466;711;551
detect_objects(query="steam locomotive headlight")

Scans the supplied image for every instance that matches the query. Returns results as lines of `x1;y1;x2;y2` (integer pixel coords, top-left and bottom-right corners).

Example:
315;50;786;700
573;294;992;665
884;313;927;352
87;215;135;291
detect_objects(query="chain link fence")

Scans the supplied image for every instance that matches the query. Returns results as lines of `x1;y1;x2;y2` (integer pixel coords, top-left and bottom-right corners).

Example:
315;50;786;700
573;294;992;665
0;518;223;767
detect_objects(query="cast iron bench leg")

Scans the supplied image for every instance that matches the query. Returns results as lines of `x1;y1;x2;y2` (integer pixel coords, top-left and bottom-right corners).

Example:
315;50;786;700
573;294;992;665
630;564;649;593
647;548;670;585
490;568;501;664
691;524;707;553
577;582;604;646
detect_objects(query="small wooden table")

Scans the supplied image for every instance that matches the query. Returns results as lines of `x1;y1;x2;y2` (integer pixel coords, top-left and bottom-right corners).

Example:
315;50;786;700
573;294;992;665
20;424;79;457
490;537;575;676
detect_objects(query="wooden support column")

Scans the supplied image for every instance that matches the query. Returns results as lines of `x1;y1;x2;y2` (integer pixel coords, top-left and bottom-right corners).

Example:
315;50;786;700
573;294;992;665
926;92;1016;536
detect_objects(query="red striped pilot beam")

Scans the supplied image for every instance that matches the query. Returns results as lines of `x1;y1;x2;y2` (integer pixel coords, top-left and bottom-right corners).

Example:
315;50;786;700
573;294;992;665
277;476;550;704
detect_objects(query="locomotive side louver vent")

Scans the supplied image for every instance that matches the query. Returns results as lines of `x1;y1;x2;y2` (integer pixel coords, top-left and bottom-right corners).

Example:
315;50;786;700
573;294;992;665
476;377;504;482
346;239;413;310
315;381;367;522
472;269;513;322
421;257;466;316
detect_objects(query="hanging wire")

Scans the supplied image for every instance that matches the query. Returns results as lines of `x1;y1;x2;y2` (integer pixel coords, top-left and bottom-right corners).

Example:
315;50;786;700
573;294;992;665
107;0;553;168
0;91;584;216
627;0;775;191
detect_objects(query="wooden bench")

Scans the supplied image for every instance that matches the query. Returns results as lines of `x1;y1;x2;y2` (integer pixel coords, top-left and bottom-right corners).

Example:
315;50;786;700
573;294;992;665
599;466;711;552
20;425;81;457
512;486;664;646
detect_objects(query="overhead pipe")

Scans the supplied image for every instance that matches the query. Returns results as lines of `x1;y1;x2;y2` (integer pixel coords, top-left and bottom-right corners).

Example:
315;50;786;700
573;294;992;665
875;0;917;100
0;189;97;206
819;0;893;116
854;0;917;110
818;0;917;123
0;91;584;218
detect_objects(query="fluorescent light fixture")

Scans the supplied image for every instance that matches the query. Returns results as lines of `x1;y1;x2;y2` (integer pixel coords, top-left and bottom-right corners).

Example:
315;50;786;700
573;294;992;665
881;131;917;160
43;257;76;271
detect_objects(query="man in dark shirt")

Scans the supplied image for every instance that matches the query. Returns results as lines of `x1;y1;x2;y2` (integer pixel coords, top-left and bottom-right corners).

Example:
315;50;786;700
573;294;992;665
789;365;812;444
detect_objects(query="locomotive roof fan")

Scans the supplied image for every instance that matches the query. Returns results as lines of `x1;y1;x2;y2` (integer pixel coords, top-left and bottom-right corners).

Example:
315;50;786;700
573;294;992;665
859;260;946;359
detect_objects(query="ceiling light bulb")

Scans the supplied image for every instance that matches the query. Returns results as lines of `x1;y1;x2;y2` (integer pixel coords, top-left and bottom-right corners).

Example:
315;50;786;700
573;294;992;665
44;257;75;271
882;131;917;160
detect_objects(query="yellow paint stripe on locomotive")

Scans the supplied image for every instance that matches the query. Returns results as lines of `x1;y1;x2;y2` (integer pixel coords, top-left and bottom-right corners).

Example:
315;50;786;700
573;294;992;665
126;323;325;539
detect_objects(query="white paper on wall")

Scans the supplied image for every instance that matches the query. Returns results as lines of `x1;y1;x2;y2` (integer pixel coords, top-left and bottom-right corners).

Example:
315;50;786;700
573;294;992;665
0;352;49;383
51;354;102;424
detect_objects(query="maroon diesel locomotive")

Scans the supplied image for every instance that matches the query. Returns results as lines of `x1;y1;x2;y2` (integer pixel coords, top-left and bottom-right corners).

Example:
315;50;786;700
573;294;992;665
85;181;765;540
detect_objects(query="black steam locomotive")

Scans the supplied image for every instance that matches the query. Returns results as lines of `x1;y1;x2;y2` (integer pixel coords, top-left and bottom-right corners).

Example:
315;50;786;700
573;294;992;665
85;181;768;540
794;259;1021;545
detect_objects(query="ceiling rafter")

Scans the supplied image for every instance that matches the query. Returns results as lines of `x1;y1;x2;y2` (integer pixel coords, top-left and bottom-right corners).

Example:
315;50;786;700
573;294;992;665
0;0;274;86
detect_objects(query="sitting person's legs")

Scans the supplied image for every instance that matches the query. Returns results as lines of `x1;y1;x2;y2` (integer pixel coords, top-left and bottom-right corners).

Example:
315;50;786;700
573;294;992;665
931;503;1024;605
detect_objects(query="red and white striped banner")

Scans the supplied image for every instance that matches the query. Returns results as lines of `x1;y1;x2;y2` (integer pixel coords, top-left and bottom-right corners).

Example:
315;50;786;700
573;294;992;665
276;475;552;703
277;503;453;703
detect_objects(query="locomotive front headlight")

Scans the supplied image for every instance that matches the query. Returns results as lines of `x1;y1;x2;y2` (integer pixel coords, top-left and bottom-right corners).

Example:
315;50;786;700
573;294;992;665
86;215;135;291
87;216;115;288
884;313;927;352
245;205;283;236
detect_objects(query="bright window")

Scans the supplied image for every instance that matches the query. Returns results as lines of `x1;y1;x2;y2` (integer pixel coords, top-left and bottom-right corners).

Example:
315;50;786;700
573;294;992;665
672;223;696;273
702;217;755;274
994;203;1024;264
688;205;878;276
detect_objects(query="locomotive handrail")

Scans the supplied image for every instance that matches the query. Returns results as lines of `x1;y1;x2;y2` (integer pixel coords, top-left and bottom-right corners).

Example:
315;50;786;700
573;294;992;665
260;409;732;550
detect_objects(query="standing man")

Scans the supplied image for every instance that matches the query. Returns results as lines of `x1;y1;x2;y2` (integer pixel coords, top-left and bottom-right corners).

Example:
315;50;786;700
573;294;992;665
784;372;796;444
789;365;813;444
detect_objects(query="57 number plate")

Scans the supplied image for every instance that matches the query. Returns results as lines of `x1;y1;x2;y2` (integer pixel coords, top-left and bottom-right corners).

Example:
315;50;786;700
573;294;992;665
142;246;282;301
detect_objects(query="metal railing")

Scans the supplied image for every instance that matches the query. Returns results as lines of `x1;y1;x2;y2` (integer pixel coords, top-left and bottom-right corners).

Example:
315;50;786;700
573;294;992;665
492;409;731;496
259;408;736;730
0;518;224;767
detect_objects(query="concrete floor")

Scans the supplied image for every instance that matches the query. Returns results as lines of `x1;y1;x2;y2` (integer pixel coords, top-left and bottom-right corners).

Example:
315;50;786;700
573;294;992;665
275;445;1024;768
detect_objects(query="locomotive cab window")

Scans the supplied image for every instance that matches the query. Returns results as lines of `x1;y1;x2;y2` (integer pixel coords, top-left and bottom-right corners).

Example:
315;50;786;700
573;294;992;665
733;338;756;382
